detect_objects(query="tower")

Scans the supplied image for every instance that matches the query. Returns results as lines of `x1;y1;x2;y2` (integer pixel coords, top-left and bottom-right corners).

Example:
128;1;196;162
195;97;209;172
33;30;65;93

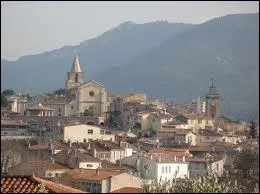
65;52;85;90
205;78;220;120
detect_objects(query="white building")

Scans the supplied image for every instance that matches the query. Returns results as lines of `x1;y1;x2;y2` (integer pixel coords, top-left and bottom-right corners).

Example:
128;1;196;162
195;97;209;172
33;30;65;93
120;153;189;183
53;124;115;143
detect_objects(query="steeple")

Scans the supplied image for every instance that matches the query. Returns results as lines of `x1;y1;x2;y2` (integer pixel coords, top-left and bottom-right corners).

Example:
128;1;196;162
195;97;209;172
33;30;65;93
71;51;82;73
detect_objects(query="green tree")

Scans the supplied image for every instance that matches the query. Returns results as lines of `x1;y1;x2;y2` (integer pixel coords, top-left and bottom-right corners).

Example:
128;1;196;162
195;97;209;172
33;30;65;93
142;153;242;193
84;109;94;116
1;94;9;107
233;142;258;178
248;120;257;139
53;88;65;96
2;89;15;96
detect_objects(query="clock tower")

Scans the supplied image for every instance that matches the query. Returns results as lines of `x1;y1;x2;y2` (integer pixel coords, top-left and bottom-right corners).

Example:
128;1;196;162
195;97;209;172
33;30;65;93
205;79;220;120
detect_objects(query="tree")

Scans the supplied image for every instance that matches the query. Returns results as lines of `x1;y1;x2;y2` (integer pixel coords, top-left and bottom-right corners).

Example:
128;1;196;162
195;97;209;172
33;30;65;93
1;94;9;107
248;120;257;139
2;89;15;96
53;88;65;96
233;142;258;178
142;153;242;193
84;109;94;116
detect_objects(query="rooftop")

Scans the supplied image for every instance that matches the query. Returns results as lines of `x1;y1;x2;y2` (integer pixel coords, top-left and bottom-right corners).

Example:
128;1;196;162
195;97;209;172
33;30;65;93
110;187;142;193
1;174;85;193
67;168;126;181
26;104;54;111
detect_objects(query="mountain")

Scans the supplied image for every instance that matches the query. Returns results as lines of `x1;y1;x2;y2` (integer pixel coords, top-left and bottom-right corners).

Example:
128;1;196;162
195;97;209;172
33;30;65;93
1;21;194;94
93;13;259;122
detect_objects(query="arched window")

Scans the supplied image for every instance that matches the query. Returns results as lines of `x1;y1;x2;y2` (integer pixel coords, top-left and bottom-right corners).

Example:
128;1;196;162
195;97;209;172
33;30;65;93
75;73;78;82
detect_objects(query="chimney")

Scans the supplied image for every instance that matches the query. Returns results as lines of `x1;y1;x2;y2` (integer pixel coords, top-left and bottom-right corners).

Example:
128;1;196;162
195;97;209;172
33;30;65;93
183;156;186;162
96;168;100;175
88;143;91;150
150;155;153;160
51;157;54;164
94;148;97;157
28;142;31;148
69;141;72;147
74;149;77;157
174;156;177;162
67;149;70;155
156;139;159;148
158;155;161;163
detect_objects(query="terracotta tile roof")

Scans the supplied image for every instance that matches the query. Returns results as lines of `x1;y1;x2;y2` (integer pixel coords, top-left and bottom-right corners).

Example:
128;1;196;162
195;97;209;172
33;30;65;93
67;168;126;181
8;160;69;173
149;148;192;157
1;174;85;193
28;144;49;150
26;104;54;111
111;187;142;193
1;119;28;126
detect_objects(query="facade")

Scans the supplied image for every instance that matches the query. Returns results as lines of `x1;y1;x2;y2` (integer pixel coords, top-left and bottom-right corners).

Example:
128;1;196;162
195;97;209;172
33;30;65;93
62;168;141;193
65;53;110;117
156;129;197;146
25;103;54;116
205;80;220;120
1;119;28;136
120;153;189;183
187;155;225;177
7;160;69;179
53;124;115;143
7;95;27;115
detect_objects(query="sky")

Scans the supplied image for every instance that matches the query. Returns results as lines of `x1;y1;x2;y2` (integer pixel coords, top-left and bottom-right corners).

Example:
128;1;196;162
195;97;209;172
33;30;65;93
1;1;259;61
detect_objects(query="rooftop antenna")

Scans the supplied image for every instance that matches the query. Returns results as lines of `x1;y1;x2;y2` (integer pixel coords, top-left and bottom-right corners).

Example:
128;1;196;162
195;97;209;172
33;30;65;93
210;77;215;88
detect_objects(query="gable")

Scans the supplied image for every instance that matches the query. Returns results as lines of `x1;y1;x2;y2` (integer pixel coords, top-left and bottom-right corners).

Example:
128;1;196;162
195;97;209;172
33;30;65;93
79;80;104;90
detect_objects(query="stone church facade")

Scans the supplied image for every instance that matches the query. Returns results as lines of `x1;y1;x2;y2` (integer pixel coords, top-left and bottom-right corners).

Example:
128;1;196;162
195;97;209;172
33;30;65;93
65;52;111;117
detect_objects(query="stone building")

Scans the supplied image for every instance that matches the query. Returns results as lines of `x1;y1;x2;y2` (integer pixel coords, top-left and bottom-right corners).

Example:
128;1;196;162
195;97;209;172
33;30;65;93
65;52;111;117
205;79;220;120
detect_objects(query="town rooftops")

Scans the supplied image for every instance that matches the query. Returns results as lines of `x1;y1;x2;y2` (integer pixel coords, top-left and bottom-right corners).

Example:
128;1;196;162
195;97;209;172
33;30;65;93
1;174;85;193
8;160;69;172
67;168;126;181
26;103;54;111
110;187;142;193
149;148;192;157
1;119;28;126
186;155;225;163
158;128;193;135
198;129;223;137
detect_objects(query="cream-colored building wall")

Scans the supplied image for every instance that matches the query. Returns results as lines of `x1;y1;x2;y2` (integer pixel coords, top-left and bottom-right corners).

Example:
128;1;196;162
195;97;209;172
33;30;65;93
63;124;100;142
185;133;197;146
210;158;225;177
79;162;101;169
110;173;142;192
78;81;108;117
44;169;69;178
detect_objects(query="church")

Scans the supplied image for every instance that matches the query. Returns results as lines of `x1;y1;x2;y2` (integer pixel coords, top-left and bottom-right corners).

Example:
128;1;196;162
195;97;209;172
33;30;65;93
26;52;111;117
64;52;111;117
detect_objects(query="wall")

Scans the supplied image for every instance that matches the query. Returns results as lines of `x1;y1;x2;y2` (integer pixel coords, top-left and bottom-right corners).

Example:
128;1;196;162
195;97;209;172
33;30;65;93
110;173;142;192
79;162;101;169
44;169;69;178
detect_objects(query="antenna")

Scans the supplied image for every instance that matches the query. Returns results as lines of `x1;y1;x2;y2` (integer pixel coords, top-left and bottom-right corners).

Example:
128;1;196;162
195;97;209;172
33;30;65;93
210;78;215;87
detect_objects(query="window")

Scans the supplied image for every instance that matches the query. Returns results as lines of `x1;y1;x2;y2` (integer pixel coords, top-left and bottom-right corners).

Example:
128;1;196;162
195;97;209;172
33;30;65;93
59;114;61;116
216;163;219;170
87;164;93;168
83;139;87;143
71;105;73;110
89;91;95;97
169;166;171;173
55;173;59;177
58;108;61;112
88;129;93;134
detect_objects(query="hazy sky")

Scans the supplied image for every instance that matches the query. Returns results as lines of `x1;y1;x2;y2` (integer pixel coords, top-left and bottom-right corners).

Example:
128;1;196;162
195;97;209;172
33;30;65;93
1;1;259;61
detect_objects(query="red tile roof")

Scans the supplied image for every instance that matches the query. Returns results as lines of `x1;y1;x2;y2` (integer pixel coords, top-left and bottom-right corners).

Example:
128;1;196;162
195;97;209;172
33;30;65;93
1;174;85;193
111;187;142;193
67;168;126;181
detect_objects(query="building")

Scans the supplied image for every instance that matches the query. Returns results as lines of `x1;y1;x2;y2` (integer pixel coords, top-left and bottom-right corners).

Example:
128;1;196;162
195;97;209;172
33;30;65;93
187;155;225;177
8;160;69;179
191;97;206;114
25;103;54;116
205;80;220;120
1;174;85;193
156;128;197;146
7;95;27;115
65;52;111;117
197;129;224;144
52;124;115;143
120;152;189;183
1;119;28;136
61;168;141;193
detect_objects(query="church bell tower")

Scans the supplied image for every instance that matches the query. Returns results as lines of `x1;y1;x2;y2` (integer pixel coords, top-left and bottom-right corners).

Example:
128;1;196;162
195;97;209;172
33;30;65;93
65;52;85;90
205;79;220;120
